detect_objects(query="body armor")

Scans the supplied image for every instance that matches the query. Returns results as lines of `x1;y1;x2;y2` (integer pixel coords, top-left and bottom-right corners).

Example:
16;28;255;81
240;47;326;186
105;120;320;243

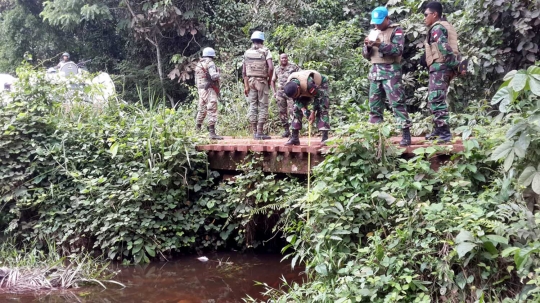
370;24;402;64
424;21;459;67
195;58;217;90
244;46;269;78
287;70;322;97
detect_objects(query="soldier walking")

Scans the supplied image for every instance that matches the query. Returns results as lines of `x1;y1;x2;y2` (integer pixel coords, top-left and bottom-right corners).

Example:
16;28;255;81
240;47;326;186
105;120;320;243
243;31;274;140
363;6;412;146
421;1;460;143
195;47;223;140
282;70;330;146
271;54;301;138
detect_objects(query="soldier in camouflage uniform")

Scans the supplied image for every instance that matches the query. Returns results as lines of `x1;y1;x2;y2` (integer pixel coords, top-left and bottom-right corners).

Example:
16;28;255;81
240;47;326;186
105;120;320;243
271;53;301;138
421;2;460;143
243;31;274;140
363;6;412;146
282;70;330;146
195;47;223;140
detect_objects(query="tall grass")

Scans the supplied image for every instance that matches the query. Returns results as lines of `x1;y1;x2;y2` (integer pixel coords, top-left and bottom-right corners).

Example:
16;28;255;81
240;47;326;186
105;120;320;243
0;240;124;292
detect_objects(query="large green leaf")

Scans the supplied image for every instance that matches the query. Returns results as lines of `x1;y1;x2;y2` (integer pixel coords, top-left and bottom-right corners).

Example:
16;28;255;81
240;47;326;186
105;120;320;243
509;70;528;92
518;165;540;194
528;66;540;96
490;140;514;161
456;242;476;258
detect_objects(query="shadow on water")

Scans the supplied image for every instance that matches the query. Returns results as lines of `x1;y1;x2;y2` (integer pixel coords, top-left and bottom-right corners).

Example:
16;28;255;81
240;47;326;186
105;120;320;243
0;252;304;303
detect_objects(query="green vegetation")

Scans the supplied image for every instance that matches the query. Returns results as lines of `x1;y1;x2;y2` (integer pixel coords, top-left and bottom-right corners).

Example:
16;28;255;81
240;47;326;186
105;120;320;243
1;0;540;301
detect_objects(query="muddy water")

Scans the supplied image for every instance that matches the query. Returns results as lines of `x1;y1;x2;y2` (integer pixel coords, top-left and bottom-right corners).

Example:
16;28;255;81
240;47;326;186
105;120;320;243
0;253;303;303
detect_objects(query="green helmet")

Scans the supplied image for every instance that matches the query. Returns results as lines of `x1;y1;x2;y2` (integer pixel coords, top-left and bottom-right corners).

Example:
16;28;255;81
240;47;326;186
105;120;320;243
62;52;70;58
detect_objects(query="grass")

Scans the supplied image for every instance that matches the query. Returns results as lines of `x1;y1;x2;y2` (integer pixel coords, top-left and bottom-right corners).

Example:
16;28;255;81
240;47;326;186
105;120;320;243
0;240;125;292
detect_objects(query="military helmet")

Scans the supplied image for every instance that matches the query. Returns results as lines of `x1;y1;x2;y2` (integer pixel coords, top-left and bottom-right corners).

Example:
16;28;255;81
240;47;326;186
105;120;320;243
283;81;299;98
250;31;265;41
62;52;70;58
202;47;216;57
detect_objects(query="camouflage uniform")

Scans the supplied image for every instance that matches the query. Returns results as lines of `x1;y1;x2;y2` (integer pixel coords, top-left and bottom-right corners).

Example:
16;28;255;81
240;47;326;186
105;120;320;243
195;57;220;126
244;43;272;124
427;24;459;127
362;24;411;128
289;75;330;131
274;63;301;126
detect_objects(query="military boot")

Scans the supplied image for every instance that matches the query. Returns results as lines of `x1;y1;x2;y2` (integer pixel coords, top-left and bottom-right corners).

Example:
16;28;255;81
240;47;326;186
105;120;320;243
281;124;291;138
320;130;329;146
196;124;202;132
400;128;411;147
436;124;452;144
208;125;223;140
285;129;300;146
256;123;271;140
251;123;258;139
425;125;440;140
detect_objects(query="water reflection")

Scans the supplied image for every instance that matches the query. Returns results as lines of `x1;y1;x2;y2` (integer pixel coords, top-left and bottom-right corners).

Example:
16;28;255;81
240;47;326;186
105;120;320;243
0;253;303;303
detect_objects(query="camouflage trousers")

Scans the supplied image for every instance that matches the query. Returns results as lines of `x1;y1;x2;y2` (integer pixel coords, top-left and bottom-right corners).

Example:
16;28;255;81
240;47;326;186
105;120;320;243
368;78;411;128
196;88;218;126
290;82;330;131
276;91;294;126
428;70;452;127
247;77;269;124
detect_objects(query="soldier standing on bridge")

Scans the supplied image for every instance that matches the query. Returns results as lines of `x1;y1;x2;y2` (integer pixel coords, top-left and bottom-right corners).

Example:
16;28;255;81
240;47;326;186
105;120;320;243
271;53;301;138
421;1;460;143
363;6;412;147
195;47;223;140
282;70;330;146
243;31;274;140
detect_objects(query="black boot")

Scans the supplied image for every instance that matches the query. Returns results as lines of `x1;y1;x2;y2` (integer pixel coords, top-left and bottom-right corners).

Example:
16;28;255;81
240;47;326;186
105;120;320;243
196;124;202;132
208;125;223;140
437;124;452;143
281;124;291;138
251;123;258;139
400;127;411;147
320;130;329;146
425;125;440;140
256;123;271;140
285;129;300;146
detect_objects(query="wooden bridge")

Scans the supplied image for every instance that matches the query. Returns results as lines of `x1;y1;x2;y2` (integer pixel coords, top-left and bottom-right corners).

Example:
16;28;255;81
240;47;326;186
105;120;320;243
195;136;464;174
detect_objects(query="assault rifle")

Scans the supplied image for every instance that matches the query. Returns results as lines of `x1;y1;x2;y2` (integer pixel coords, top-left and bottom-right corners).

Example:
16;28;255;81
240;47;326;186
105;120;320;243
201;66;220;97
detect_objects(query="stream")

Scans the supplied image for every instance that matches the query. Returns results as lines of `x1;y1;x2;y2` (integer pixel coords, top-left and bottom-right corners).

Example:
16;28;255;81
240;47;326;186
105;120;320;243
0;252;303;303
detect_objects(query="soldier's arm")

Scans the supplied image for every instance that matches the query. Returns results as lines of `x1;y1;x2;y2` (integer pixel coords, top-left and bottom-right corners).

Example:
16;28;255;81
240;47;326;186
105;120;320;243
431;26;458;68
208;62;220;81
271;68;277;92
267;59;274;83
378;27;404;57
362;45;372;59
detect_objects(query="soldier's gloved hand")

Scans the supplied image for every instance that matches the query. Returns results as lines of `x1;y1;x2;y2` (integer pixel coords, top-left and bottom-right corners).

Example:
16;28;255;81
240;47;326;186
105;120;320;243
420;53;427;68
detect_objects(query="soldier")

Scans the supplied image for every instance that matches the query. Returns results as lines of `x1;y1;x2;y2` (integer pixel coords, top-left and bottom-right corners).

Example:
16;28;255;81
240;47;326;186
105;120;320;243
271;53;301;138
195;47;223;140
282;70;330;146
363;6;412;146
421;1;460;143
243;31;274;140
55;52;72;69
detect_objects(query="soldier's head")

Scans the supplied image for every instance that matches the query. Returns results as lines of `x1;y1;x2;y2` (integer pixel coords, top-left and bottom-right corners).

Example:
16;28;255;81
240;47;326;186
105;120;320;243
202;47;216;58
62;52;70;62
251;31;265;45
424;2;443;27
284;81;300;99
371;7;390;31
279;54;289;66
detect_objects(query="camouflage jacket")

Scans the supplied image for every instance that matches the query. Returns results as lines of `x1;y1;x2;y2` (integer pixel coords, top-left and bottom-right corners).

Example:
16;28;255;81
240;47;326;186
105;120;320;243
362;24;404;81
274;63;301;90
291;75;329;114
427;24;459;73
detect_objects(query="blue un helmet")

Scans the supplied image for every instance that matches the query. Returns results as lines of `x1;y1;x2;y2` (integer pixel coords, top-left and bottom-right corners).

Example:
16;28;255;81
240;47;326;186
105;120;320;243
250;31;265;41
202;47;216;57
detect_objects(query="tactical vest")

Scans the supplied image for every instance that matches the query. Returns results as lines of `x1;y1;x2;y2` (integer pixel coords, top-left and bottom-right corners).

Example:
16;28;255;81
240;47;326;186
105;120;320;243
371;24;402;64
424;21;459;67
287;70;322;97
195;58;212;89
244;46;269;78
